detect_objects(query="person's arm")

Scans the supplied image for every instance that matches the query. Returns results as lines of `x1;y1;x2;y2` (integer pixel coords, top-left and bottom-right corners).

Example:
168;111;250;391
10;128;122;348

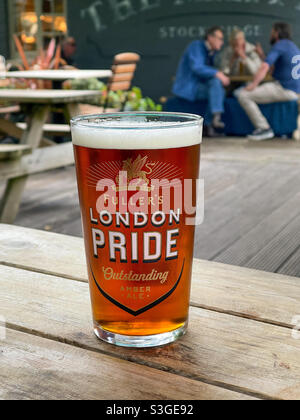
189;43;230;86
220;48;231;75
245;62;270;91
188;43;218;79
245;45;281;91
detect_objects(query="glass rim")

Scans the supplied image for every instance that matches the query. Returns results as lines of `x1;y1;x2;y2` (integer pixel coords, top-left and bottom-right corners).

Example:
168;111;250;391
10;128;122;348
71;112;203;131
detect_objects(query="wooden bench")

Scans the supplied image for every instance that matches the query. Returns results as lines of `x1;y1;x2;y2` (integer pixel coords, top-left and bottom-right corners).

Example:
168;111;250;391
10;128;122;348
0;89;102;224
16;122;71;136
0;144;31;161
0;105;21;114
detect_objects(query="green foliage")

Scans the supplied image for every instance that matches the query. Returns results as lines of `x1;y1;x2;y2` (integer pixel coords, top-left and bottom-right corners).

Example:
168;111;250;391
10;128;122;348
64;78;162;111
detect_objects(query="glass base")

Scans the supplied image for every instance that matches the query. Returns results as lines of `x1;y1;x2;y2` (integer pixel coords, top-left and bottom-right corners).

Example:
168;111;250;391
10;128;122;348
94;322;188;348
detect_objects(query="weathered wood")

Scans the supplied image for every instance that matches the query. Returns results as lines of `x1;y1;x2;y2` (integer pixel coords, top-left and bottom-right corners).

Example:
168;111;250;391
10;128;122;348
0;118;24;139
0;105;20;114
0;263;298;400
111;72;134;83
0;145;31;161
0;143;74;181
0;69;112;80
1;329;245;400
0;89;102;104
114;53;140;64
17;123;71;135
191;259;300;328
0;176;28;223
21;105;51;149
0;225;300;330
109;81;131;92
0;89;103;224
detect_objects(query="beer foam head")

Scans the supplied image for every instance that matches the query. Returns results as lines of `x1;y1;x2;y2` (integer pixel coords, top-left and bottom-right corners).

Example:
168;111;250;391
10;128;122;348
71;113;203;150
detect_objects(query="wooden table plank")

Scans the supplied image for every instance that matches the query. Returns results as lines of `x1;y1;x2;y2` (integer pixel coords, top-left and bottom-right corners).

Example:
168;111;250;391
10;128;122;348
0;263;298;400
229;75;273;83
0;145;31;161
0;224;299;329
0;89;102;104
0;105;20;114
1;329;247;400
0;70;112;80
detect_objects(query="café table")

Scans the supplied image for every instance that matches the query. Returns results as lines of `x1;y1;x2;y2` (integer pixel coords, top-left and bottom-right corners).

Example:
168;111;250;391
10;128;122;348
0;224;299;400
0;89;102;224
230;75;274;83
0;69;112;81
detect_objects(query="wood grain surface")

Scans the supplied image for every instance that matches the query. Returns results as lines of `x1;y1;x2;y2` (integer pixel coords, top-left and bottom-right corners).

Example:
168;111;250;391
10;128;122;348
0;245;299;399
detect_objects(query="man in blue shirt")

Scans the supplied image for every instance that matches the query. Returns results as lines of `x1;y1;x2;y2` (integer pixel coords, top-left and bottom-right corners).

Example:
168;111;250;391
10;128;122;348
173;27;230;136
238;22;300;141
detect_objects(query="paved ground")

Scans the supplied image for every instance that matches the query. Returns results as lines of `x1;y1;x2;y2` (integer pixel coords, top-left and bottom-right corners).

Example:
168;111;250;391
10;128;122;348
3;137;300;277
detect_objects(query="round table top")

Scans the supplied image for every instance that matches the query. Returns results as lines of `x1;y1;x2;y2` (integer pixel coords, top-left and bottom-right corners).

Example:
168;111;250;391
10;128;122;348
0;89;103;104
0;69;112;81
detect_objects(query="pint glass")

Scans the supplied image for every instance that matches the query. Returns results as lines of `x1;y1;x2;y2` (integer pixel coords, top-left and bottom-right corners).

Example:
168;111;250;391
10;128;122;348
71;112;203;348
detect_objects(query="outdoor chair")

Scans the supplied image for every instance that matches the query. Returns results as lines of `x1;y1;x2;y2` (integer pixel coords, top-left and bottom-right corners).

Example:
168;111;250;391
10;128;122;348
68;52;141;118
103;52;141;112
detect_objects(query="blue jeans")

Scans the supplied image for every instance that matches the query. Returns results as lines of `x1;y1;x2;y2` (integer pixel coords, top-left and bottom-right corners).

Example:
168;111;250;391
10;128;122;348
197;78;225;124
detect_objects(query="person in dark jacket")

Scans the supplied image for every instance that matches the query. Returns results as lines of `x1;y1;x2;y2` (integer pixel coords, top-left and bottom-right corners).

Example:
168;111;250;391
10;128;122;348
173;26;230;135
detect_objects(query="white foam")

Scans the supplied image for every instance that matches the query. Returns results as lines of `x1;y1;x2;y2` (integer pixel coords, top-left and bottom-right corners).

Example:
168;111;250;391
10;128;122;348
71;118;203;150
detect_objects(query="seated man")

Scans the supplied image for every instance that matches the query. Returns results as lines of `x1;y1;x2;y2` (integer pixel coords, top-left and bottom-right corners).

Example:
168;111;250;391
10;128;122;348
221;28;262;77
238;22;300;141
172;26;230;136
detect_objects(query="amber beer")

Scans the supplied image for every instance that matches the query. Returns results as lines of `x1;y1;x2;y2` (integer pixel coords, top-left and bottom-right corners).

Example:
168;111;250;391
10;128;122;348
71;113;202;348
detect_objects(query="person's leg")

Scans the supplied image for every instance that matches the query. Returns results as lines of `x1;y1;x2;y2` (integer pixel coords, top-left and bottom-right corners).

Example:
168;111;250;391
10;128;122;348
197;78;226;136
208;77;225;114
196;83;212;124
238;82;298;130
207;77;225;128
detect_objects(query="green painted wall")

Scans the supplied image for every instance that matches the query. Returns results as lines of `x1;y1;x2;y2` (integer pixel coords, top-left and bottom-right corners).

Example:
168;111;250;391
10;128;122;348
67;0;300;100
0;0;9;57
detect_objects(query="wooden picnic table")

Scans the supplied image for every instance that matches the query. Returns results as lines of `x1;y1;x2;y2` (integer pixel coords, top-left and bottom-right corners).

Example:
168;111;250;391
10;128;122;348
0;89;102;224
0;69;112;81
0;223;299;400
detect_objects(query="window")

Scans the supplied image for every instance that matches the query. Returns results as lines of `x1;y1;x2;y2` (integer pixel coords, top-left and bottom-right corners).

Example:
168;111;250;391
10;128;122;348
9;0;68;57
